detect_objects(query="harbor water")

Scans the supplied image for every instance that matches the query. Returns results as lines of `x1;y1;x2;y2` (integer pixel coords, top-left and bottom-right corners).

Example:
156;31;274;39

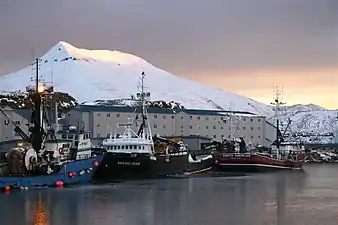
1;164;338;225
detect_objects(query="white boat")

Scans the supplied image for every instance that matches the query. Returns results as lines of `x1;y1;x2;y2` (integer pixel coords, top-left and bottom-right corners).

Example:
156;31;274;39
94;72;212;181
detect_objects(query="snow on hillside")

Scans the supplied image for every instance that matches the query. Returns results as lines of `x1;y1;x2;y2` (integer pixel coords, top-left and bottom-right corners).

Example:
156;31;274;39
0;41;272;116
0;41;337;143
267;106;338;144
288;110;338;135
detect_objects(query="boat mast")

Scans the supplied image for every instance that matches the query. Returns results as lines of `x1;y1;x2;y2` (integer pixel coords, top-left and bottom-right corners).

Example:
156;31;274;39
136;71;151;138
271;85;285;159
0;59;46;154
31;58;44;153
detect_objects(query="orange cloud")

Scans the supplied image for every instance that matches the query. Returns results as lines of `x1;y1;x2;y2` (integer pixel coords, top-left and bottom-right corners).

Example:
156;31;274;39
181;68;338;109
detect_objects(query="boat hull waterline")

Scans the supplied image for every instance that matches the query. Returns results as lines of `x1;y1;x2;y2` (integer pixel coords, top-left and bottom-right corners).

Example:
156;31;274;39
94;152;213;181
0;155;104;190
213;153;305;172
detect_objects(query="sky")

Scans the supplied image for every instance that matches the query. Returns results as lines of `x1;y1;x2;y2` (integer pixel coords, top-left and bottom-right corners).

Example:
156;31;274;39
0;0;337;109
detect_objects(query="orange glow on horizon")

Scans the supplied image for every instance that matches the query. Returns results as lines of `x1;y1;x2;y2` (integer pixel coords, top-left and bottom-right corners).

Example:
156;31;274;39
182;68;338;109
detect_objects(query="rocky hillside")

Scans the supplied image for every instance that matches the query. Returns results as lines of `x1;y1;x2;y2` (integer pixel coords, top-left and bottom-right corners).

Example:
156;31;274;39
86;99;185;109
0;91;78;111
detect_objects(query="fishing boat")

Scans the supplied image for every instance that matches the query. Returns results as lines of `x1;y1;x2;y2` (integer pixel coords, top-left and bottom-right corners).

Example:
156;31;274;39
212;88;306;172
93;72;212;181
0;58;103;192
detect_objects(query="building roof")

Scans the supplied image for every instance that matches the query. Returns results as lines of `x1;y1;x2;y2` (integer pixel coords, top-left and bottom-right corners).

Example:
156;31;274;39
72;105;260;117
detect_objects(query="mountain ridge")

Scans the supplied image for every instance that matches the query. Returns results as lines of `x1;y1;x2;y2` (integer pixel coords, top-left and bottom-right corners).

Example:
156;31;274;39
0;41;273;116
0;41;337;144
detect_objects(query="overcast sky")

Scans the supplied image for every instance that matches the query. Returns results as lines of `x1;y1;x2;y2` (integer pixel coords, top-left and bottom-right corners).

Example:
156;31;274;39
1;0;338;108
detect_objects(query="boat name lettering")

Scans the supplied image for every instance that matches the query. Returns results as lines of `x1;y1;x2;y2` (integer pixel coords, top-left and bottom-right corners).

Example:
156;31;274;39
117;161;141;166
221;154;251;158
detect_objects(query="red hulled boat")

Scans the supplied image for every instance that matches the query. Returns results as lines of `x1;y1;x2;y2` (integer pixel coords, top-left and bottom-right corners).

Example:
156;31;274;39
211;88;306;173
213;151;305;172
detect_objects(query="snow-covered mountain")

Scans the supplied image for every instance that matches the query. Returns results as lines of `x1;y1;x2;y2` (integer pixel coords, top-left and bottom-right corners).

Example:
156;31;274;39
268;106;338;144
0;41;272;116
0;41;337;143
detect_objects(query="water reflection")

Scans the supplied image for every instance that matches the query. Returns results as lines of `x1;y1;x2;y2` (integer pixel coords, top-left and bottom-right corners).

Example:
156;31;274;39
0;171;309;225
33;196;48;225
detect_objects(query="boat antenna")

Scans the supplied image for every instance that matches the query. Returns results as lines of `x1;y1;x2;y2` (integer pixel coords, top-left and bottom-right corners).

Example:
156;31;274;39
136;71;151;138
271;85;285;158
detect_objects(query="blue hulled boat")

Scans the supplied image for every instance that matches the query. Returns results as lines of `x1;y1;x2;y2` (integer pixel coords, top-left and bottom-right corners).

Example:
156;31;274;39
0;58;103;192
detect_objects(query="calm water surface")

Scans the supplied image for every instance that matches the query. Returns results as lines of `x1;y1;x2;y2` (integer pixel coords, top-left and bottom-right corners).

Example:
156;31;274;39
1;164;338;225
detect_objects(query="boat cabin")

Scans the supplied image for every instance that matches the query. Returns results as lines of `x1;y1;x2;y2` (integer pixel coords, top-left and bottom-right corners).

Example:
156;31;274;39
102;124;153;154
102;134;153;154
45;126;93;160
271;141;304;153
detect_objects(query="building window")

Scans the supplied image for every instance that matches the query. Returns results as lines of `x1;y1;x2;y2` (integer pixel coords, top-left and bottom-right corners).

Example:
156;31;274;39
15;121;20;125
154;124;157;128
258;118;261;122
258;127;261;130
206;126;208;129
250;127;254;130
171;115;174;119
223;119;227;123
258;136;261;139
163;115;166;119
154;115;157;119
14;131;20;136
198;126;201;129
228;135;231;138
213;135;217;138
251;136;254;139
97;113;100;116
117;114;120;118
250;118;253;122
97;133;100;138
181;116;184;119
221;134;224;138
206;117;209;120
180;125;184;129
163;125;166;128
197;116;200;120
190;116;192;119
97;124;100;127
221;126;223;130
243;127;246;130
190;125;192;129
213;126;216;129
243;118;246;121
107;113;110;117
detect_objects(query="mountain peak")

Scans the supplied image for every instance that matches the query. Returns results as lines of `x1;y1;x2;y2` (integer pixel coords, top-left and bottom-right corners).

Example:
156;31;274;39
42;41;150;67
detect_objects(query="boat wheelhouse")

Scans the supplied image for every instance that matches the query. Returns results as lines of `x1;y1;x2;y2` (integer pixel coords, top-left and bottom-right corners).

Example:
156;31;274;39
44;127;93;160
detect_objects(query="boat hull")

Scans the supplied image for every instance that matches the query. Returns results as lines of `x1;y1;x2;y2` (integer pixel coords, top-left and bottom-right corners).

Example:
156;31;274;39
94;152;193;181
213;153;305;172
185;155;214;175
0;155;104;190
